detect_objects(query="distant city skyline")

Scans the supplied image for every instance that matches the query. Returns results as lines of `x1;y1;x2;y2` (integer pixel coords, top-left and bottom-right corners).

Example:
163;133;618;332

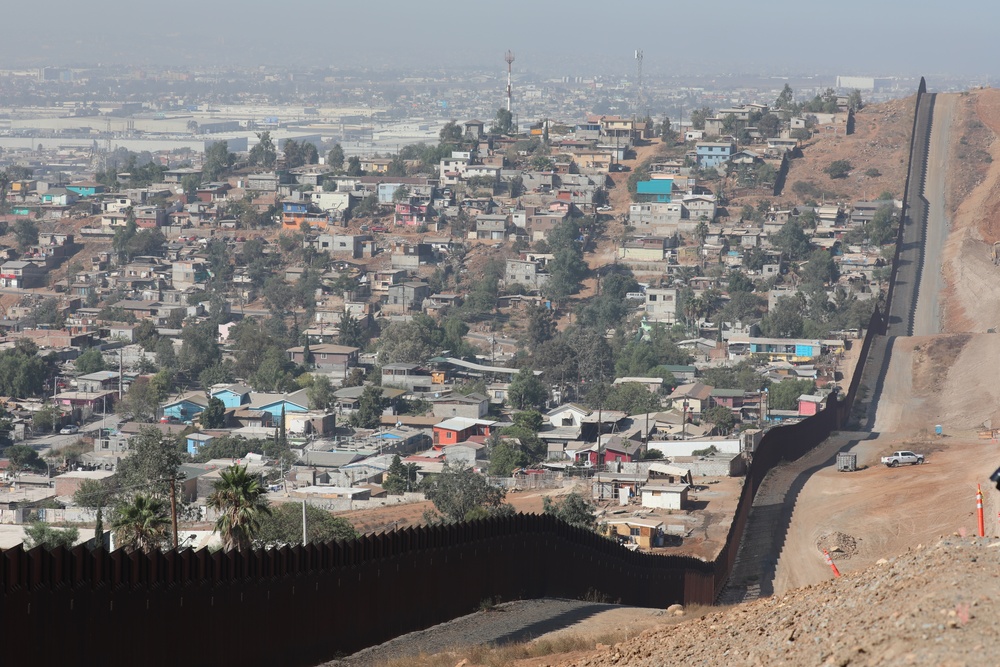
1;1;997;81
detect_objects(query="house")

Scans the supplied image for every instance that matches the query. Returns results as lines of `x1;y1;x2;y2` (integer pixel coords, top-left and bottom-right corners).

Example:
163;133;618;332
381;363;434;392
286;344;359;373
77;371;120;394
41;188;78;206
797;394;826;416
695;141;736;169
604;518;665;549
546;404;591;428
171;260;209;290
643;288;678;323
0;261;45;288
726;336;845;363
433;417;496;446
385;282;431;312
186;433;215;456
668;383;714;416
442;441;485;466
504;258;549;292
161;392;209;422
464;120;485;140
430;393;489;420
641;484;690;510
629;202;683;236
211;383;253;408
475;214;508;241
710;388;746;412
635;178;674;203
251;390;310;422
618;236;671;264
66;181;106;198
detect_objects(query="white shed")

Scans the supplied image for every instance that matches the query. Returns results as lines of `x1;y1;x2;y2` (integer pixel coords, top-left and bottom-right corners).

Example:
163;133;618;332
641;483;690;510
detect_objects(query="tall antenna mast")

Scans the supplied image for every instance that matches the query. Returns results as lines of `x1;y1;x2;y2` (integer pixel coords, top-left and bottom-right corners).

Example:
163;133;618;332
634;49;644;119
505;50;515;113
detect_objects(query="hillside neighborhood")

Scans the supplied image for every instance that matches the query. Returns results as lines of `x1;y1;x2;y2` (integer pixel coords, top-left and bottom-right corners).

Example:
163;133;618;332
0;85;896;553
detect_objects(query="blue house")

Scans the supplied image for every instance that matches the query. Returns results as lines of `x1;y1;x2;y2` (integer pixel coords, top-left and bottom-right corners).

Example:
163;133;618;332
40;188;78;206
161;392;209;422
696;141;736;169
251;389;310;425
636;178;674;203
186;433;215;456
211;383;252;408
282;200;309;216
66;181;107;198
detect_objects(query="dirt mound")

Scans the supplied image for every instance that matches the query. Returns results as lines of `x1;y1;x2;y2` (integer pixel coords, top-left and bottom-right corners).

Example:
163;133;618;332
816;531;859;560
558;537;1000;667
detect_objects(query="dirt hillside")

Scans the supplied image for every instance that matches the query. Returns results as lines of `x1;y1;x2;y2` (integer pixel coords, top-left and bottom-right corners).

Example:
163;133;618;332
559;537;1000;667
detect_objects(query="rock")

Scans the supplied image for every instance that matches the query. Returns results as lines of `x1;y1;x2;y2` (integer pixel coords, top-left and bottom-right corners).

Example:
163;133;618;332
667;603;684;614
455;660;469;667
877;558;889;565
595;643;610;651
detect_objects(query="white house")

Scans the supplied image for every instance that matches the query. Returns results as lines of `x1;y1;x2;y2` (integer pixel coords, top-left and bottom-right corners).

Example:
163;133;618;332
641;484;690;510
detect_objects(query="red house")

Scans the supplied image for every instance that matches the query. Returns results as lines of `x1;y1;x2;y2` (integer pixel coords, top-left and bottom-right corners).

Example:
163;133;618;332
575;437;641;465
433;417;495;446
797;394;825;417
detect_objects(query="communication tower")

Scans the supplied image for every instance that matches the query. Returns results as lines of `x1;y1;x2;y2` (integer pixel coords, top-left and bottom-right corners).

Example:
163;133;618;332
505;50;515;113
634;49;644;118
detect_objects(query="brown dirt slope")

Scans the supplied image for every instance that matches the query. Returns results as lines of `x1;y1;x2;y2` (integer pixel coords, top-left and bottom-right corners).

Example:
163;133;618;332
556;537;1000;667
779;97;915;205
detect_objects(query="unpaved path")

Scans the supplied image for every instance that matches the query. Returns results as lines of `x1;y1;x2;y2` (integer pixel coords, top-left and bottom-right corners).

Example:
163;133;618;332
913;94;956;336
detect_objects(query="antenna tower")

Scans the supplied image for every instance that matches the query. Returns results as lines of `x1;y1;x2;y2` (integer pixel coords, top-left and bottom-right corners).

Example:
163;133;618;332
634;49;644;118
505;50;515;113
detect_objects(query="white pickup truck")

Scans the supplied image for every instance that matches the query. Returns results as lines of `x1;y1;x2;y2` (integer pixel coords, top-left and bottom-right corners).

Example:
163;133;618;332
881;450;925;467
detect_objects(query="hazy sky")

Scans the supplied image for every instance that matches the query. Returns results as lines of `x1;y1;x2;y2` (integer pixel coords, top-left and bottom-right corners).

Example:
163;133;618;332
2;1;995;79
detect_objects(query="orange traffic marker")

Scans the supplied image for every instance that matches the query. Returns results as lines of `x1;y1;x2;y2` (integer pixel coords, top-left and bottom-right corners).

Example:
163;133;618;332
977;484;986;537
823;549;841;578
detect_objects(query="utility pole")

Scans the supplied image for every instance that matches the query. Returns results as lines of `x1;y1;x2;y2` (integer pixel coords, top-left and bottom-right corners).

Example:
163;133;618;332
169;477;178;549
302;499;308;546
118;347;124;401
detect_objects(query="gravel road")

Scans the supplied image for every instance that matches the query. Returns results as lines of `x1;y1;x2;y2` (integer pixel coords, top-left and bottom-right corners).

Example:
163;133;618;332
913;93;956;337
324;599;663;667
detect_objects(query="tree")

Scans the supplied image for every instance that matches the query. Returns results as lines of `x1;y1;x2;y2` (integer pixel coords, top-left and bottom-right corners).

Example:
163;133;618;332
542;492;596;530
488;439;528;477
327;144;345;171
249;131;277;168
116;377;160;423
346;156;363;176
424;463;509;523
111;494;169;552
775;84;794;110
74;348;106;375
350;386;385;429
13;219;38;251
601;382;661;415
824;160;852;179
0;345;48;398
207;465;271;551
868;204;896;246
768;379;817;411
507;367;547;410
179;320;221;378
694;220;709;245
306;375;335;412
113;427;182;500
848;89;864;112
392;185;410;202
383;454;419;495
702;405;737;435
256;502;357;547
690;107;713;131
5;444;43;474
202;140;234;181
759;294;806;339
801;249;839;287
32;404;61;433
491;108;515;135
439;120;463;143
773;219;812;260
23;522;78;550
201;397;226;429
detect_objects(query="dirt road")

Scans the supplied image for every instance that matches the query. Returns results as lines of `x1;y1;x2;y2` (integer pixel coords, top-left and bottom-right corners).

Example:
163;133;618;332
913;94;956;336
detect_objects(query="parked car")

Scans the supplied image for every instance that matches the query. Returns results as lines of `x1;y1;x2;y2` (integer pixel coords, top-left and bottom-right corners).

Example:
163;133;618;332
160;416;180;424
370;224;389;233
59;425;79;435
881;451;924;467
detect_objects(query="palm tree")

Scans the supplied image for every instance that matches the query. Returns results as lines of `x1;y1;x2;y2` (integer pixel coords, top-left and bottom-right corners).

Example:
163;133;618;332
112;494;169;552
208;465;271;551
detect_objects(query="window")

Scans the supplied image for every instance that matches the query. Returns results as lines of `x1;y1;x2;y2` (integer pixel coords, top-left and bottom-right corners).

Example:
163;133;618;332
630;527;641;537
649;294;657;302
320;354;328;360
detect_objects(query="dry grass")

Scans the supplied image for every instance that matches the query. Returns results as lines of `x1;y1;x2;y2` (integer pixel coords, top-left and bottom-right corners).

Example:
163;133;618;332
375;633;627;667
